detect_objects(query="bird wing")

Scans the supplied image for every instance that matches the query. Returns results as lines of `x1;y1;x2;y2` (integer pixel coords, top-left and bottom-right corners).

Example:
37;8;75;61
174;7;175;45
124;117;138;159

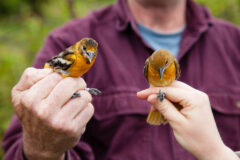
144;58;149;82
174;59;181;79
47;47;75;71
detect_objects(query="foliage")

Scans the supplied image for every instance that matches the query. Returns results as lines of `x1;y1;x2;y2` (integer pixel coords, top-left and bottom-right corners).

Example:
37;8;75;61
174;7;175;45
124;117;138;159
196;0;240;25
0;0;49;17
0;0;239;158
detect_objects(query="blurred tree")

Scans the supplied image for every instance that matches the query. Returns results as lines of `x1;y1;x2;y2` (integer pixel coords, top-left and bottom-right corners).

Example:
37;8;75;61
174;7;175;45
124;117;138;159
0;0;49;17
0;0;22;16
196;0;240;25
66;0;76;18
23;0;49;17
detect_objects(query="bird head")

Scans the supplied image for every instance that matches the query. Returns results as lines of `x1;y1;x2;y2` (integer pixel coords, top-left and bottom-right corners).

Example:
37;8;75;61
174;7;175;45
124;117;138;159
150;49;174;80
80;38;98;64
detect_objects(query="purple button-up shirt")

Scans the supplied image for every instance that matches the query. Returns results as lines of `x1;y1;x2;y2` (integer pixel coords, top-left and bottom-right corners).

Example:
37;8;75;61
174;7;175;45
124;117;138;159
3;0;240;159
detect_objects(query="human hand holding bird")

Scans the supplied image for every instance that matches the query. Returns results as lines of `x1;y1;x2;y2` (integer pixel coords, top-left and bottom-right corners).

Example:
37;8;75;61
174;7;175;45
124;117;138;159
11;38;100;159
143;49;180;125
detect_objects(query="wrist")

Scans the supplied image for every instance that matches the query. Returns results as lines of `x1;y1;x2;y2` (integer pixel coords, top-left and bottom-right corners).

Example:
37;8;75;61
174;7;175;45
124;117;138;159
23;146;65;160
23;132;65;160
23;148;65;160
197;144;239;160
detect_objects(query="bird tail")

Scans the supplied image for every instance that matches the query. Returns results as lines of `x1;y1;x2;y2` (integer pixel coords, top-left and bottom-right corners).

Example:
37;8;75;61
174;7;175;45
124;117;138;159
146;108;167;125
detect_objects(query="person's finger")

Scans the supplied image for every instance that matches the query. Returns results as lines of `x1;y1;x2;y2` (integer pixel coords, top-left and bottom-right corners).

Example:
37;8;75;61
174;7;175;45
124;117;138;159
147;94;186;124
45;77;86;109
138;87;195;106
170;81;194;90
137;87;165;99
74;103;94;127
137;81;195;100
14;67;52;91
60;90;92;118
26;73;62;102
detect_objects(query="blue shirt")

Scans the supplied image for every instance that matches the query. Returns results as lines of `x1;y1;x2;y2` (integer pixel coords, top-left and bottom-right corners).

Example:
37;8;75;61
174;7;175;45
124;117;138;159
137;23;185;58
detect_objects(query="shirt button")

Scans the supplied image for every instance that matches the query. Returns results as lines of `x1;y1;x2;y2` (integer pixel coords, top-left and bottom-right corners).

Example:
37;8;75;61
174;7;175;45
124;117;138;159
236;101;240;109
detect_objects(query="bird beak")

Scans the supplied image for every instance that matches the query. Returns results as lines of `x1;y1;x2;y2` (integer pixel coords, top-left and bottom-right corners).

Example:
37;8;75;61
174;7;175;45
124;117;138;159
158;67;166;80
86;51;94;63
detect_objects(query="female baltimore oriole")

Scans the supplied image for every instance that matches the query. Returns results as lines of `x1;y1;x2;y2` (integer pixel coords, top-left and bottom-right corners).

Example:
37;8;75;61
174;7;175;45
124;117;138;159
144;49;180;125
44;37;101;96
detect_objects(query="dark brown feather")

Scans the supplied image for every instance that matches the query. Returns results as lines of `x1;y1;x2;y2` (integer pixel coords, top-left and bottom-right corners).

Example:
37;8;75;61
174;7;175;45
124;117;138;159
47;47;74;70
144;58;149;82
174;59;181;79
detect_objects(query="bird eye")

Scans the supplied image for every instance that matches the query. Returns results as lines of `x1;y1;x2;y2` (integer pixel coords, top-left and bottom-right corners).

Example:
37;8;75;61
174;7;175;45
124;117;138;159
165;58;168;66
83;46;87;51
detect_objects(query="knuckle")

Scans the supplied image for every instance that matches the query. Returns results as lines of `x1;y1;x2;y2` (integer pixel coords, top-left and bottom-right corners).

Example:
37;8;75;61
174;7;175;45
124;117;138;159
195;90;208;100
45;97;57;107
64;77;73;84
69;123;86;138
55;120;78;137
24;67;35;74
11;86;17;98
23;67;36;80
50;117;65;130
85;103;94;117
81;126;86;135
154;101;167;115
11;87;20;107
36;107;50;120
49;73;62;84
80;91;92;102
78;78;87;89
67;123;79;135
158;105;168;115
65;77;78;88
201;92;209;100
21;92;34;109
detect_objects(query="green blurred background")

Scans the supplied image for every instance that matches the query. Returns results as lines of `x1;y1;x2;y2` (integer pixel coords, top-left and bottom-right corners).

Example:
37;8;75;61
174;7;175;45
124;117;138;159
0;0;239;158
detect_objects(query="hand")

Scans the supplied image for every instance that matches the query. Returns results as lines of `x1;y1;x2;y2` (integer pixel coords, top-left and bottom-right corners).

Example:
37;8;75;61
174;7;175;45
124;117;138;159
137;81;239;160
11;67;94;160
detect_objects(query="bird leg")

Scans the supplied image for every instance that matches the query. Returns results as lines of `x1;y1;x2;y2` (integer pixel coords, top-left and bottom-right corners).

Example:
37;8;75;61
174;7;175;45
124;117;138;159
157;90;166;102
71;88;102;98
85;88;102;96
72;92;81;98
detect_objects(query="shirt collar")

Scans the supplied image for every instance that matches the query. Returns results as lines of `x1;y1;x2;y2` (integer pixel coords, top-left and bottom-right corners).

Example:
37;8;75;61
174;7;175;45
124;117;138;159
114;0;137;31
114;0;213;32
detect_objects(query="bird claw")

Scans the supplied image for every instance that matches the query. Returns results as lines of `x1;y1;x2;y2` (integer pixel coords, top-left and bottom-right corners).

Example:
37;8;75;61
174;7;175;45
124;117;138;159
157;90;166;102
71;88;101;99
85;88;102;96
72;92;81;98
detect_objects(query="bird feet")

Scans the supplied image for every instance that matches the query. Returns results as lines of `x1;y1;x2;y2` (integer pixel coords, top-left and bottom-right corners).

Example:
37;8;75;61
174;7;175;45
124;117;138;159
72;92;81;98
71;88;102;98
85;88;102;96
157;90;166;102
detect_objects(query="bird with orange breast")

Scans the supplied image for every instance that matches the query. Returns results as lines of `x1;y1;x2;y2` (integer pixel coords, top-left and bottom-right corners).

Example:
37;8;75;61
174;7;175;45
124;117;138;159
144;49;180;125
44;37;101;97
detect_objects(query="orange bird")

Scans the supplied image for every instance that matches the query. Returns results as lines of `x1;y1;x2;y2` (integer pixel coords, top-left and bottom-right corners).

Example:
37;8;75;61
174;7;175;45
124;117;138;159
44;37;101;96
144;49;180;125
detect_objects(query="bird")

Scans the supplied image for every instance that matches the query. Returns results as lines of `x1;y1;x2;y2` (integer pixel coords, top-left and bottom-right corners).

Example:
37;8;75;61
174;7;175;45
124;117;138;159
44;37;101;97
144;49;180;125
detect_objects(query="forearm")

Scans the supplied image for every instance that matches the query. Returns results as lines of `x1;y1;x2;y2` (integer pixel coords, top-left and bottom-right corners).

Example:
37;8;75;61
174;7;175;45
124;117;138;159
197;145;239;160
3;115;94;160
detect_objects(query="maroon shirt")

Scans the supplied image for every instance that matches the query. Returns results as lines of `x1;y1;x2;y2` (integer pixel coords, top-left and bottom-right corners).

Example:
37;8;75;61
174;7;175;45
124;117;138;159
3;0;240;159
